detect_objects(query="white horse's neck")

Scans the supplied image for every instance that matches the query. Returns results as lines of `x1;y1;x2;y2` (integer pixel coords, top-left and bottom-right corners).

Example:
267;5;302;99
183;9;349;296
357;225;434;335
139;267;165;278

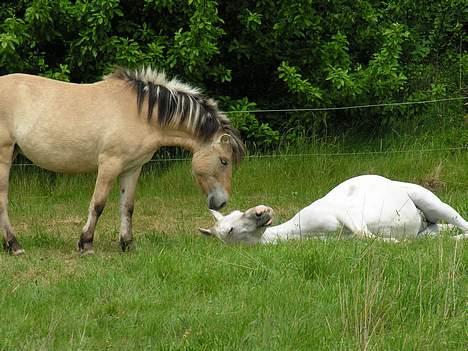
261;217;304;244
259;201;342;244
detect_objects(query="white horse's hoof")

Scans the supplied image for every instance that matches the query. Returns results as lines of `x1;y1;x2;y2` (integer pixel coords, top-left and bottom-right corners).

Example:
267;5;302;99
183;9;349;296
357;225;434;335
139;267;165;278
453;234;468;240
380;237;399;243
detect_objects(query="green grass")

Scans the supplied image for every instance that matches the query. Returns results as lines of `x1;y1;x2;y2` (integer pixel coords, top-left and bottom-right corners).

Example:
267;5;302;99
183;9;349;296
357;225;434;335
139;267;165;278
1;145;467;350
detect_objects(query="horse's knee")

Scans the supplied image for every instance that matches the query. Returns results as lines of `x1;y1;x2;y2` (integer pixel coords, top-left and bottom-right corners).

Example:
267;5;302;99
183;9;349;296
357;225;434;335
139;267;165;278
125;204;134;217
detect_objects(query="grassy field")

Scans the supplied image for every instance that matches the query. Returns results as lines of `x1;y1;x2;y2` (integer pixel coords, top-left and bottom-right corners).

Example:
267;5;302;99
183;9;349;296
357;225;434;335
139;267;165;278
0;145;467;350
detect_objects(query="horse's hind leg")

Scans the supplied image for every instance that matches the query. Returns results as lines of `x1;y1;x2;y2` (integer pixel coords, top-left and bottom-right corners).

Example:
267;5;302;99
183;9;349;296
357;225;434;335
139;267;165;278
419;224;468;240
418;223;448;236
78;160;122;255
119;166;142;251
0;142;24;255
404;183;468;233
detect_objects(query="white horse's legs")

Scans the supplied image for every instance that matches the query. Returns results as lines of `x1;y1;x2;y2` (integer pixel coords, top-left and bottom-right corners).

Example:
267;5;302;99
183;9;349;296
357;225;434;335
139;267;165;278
404;183;468;232
78;160;122;255
336;210;375;239
454;233;468;240
418;223;445;236
419;224;468;240
119;166;142;251
336;210;402;242
0;142;23;255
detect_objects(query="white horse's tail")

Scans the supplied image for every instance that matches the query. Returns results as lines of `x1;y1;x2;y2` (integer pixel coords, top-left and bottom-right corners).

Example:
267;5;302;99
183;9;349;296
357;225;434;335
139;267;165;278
396;181;468;233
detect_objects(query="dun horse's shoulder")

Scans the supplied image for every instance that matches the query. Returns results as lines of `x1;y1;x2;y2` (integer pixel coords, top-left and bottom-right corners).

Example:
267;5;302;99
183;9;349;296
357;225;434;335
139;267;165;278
11;75;88;93
0;74;42;91
0;73;32;82
1;73;57;85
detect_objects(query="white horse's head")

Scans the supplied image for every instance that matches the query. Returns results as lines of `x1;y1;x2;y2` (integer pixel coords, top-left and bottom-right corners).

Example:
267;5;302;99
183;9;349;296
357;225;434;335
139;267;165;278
198;205;274;244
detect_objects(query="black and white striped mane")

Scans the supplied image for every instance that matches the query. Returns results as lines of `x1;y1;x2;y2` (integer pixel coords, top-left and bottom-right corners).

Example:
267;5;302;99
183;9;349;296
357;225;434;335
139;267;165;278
108;67;245;163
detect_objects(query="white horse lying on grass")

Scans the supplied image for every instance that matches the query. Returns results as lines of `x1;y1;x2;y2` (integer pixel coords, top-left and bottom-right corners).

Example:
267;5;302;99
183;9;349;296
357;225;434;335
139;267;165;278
199;175;468;244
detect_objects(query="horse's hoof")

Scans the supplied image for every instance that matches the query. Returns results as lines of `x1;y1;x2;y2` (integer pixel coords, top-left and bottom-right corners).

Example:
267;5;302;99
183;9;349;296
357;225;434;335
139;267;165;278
120;239;134;252
3;239;24;256
80;249;95;256
77;239;94;256
453;234;468;240
12;248;25;256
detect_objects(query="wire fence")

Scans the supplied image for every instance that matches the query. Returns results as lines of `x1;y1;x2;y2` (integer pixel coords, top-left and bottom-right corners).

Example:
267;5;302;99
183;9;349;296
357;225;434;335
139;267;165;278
224;96;468;114
10;96;467;167
11;146;467;167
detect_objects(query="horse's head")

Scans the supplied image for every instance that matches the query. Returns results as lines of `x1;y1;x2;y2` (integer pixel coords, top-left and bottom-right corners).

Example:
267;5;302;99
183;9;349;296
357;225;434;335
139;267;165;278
198;205;274;244
192;133;242;210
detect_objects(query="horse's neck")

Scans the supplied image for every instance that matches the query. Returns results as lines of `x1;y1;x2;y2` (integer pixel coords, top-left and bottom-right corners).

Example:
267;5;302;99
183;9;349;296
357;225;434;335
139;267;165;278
156;129;201;151
259;200;339;244
261;217;304;244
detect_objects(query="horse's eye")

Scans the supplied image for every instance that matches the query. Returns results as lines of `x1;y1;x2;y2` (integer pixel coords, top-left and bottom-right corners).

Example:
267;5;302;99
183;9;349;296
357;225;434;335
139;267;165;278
228;227;234;235
220;158;228;166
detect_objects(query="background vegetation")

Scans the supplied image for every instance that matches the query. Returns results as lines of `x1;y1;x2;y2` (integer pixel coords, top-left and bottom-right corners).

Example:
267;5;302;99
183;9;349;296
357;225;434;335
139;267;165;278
1;0;466;147
0;147;467;350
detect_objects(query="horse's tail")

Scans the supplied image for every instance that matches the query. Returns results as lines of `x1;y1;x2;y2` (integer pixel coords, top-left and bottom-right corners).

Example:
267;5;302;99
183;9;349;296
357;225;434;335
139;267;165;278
396;181;468;232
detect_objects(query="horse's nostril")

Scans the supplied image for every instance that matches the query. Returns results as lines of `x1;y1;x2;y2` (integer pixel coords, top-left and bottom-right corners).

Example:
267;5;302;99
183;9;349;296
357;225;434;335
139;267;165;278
208;198;215;210
210;199;226;210
207;188;228;210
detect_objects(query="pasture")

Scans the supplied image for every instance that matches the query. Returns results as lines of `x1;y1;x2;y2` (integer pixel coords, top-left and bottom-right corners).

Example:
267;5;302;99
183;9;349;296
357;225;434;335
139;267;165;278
0;144;466;350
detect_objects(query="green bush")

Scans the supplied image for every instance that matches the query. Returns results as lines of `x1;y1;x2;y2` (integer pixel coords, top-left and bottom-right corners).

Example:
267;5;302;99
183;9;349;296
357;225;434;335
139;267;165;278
1;0;465;145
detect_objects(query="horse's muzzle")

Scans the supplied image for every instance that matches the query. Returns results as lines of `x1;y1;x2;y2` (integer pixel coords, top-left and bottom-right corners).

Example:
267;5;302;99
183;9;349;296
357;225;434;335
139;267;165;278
207;188;228;210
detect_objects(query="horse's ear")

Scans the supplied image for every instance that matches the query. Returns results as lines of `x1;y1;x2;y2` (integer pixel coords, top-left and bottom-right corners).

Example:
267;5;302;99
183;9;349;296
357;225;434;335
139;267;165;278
198;227;213;236
209;209;224;222
217;134;231;145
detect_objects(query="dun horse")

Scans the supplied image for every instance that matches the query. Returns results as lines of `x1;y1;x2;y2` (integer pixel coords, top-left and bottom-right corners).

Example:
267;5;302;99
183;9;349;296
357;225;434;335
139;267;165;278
0;68;245;255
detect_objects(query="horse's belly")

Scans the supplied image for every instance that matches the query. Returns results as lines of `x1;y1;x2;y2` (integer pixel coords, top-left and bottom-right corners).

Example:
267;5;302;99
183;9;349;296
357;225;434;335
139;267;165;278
13;112;104;172
19;147;98;173
325;175;423;238
17;136;99;173
364;197;422;238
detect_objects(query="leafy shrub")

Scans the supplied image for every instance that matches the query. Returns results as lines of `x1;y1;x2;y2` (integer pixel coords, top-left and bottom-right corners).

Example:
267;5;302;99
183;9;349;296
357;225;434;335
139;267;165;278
221;97;280;151
0;0;465;143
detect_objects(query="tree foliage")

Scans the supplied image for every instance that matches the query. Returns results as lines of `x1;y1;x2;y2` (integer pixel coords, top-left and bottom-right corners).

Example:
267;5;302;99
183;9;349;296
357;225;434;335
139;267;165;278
1;0;466;145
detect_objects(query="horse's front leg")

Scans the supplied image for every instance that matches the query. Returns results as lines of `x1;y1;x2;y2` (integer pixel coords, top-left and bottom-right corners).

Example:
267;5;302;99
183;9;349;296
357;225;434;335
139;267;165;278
119;166;142;251
78;160;122;255
0;142;24;255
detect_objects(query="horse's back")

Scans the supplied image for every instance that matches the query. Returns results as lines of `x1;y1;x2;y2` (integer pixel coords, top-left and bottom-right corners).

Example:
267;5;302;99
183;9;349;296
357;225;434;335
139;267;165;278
324;175;393;201
0;73;91;123
0;73;149;173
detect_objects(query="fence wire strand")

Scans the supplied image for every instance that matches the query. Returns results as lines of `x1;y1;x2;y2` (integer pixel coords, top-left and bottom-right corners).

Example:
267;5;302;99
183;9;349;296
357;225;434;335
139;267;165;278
224;96;467;114
10;97;467;167
12;146;467;167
